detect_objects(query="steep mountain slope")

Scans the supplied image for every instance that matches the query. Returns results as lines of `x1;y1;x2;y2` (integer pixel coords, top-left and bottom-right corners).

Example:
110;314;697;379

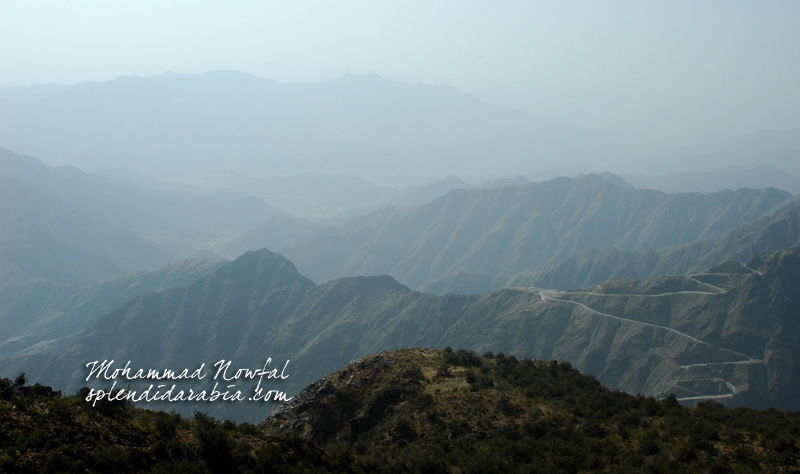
0;257;224;356
429;201;800;295
0;147;280;255
212;174;527;259
281;174;791;288
2;247;797;422
0;173;172;285
1;250;318;422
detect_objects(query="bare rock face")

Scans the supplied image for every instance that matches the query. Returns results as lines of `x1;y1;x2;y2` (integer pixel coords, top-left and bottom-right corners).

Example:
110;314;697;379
268;351;407;444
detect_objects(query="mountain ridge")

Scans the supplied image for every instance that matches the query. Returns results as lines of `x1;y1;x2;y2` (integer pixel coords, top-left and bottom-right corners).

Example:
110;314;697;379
0;71;623;179
260;347;800;472
427;201;800;295
4;349;799;473
2;246;798;422
0;146;280;256
0;257;225;356
0;172;172;284
280;174;792;289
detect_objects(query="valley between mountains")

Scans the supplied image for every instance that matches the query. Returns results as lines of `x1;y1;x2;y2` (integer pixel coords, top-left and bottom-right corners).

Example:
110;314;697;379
3;13;800;470
2;245;797;422
2;141;800;424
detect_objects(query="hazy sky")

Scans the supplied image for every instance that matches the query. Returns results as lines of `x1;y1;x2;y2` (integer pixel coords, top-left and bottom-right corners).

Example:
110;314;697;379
2;1;799;155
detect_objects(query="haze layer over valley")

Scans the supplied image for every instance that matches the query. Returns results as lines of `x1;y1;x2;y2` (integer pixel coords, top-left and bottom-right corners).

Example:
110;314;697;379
2;3;799;435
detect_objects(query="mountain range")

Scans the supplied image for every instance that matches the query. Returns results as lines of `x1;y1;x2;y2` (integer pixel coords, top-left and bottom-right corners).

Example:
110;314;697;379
2;245;797;422
3;149;799;424
0;71;621;180
0;257;224;356
0;172;171;285
3;67;800;466
623;165;800;195
0;147;280;259
429;199;800;295
9;138;795;297
274;174;794;289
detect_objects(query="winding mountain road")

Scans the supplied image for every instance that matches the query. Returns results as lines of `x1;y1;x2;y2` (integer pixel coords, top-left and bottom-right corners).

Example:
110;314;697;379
538;290;752;361
743;263;763;276
531;271;763;402
674;380;738;402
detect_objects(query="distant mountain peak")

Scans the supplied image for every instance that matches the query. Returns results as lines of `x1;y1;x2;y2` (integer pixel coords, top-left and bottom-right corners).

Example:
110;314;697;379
218;248;313;287
597;171;634;188
574;171;633;189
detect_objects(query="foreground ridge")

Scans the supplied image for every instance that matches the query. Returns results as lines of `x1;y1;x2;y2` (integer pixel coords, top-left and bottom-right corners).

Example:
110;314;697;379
2;350;799;473
262;348;800;473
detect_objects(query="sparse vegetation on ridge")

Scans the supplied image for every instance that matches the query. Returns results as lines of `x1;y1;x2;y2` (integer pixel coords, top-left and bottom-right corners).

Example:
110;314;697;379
0;374;331;473
264;348;800;473
3;349;800;472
